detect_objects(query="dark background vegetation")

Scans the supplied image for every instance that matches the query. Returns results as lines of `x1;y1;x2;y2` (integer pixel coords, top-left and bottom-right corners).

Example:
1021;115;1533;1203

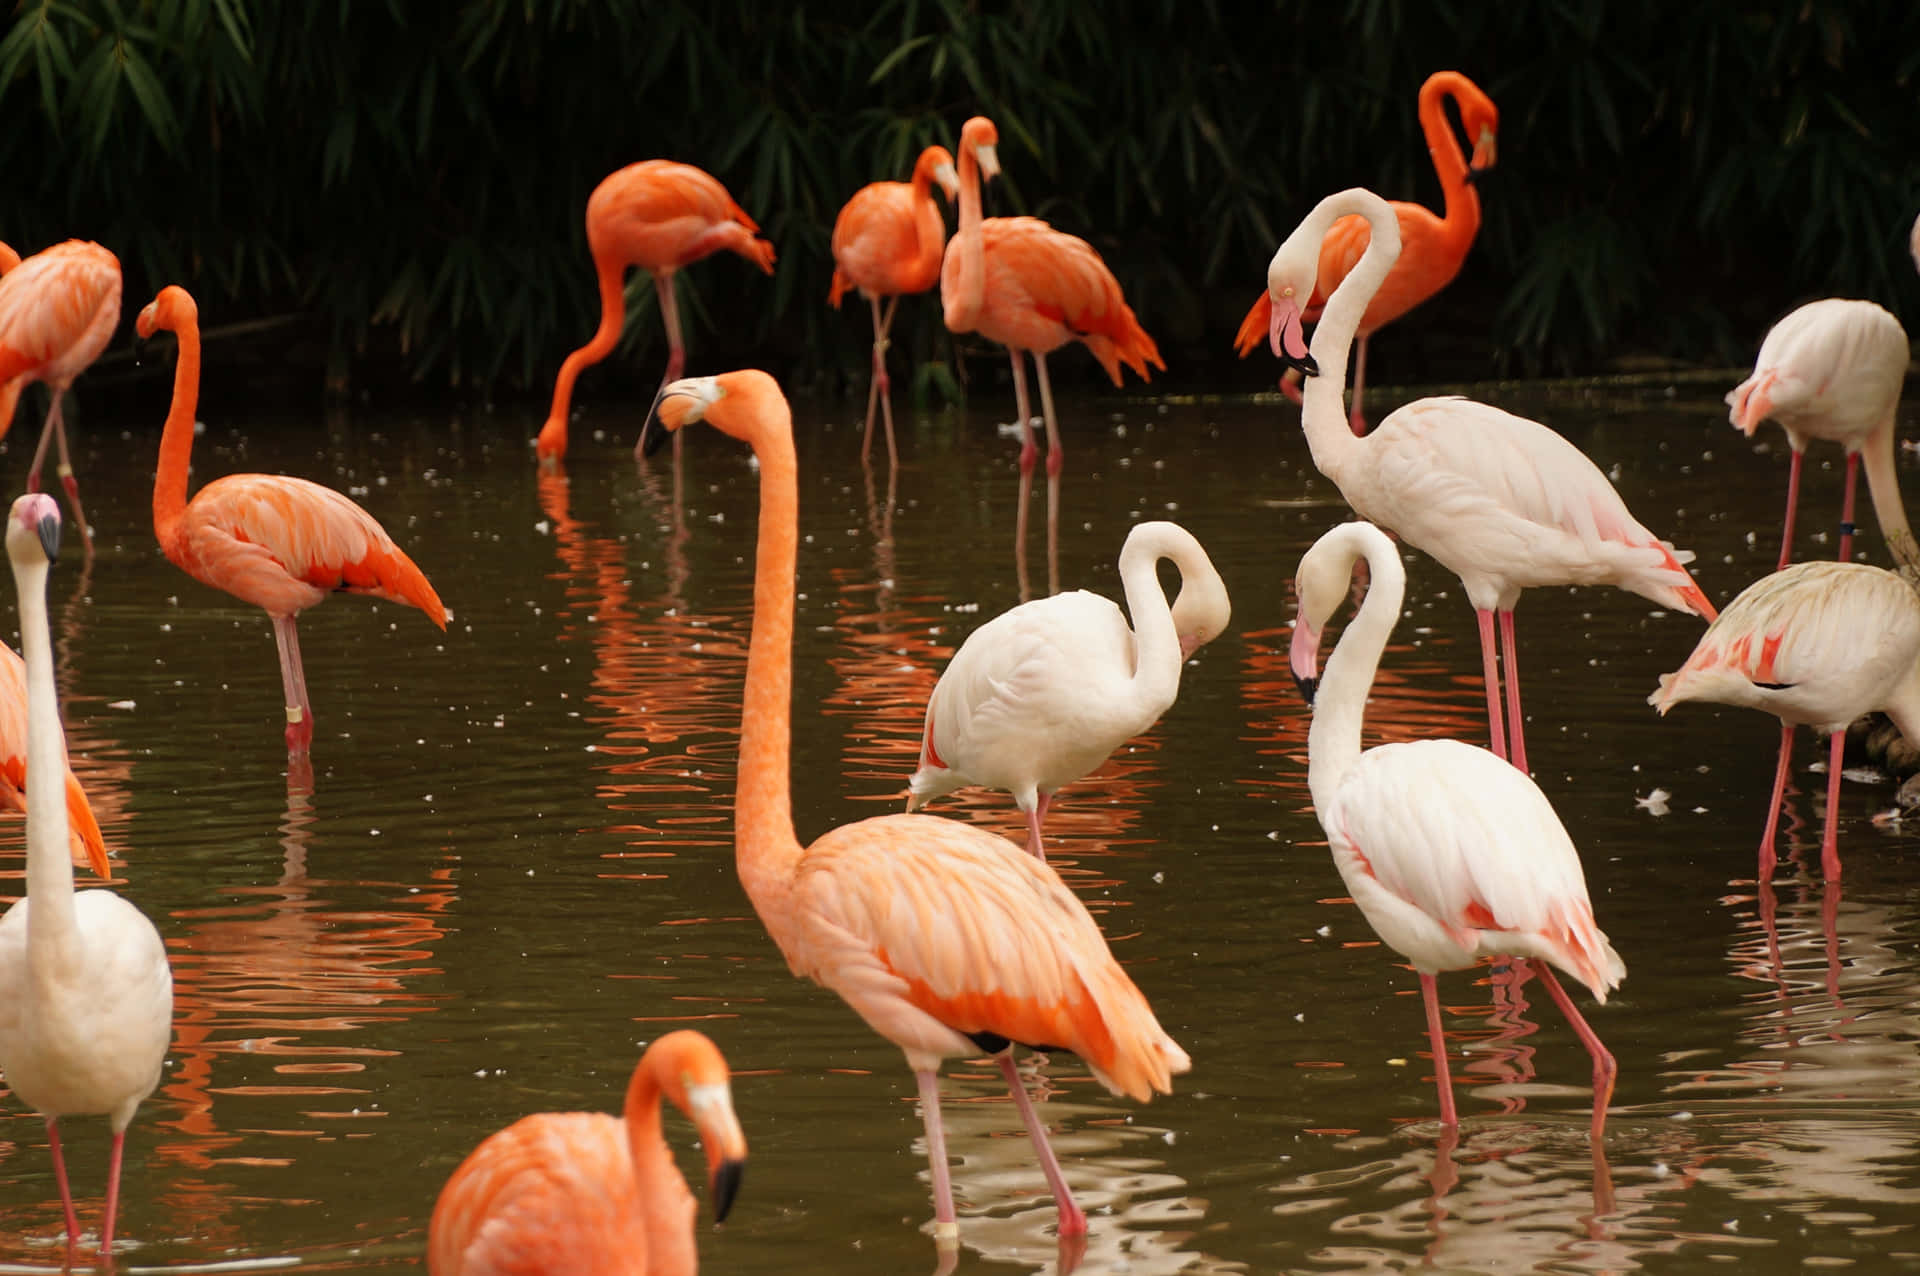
3;0;1918;414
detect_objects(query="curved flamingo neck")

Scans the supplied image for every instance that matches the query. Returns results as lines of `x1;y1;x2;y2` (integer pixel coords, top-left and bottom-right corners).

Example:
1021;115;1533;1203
152;312;204;554
1419;74;1482;241
1307;527;1406;812
13;539;77;967
945;142;986;332
538;256;631;457
1115;531;1186;709
1862;423;1920;574
1299;190;1401;479
622;1058;694;1270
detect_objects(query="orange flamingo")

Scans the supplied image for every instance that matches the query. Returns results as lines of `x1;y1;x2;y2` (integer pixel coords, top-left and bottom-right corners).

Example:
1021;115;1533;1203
829;144;959;463
0;640;110;877
427;1029;747;1275
134;286;449;755
640;369;1188;1248
942;116;1163;580
535;161;777;466
0;239;122;545
1234;71;1499;434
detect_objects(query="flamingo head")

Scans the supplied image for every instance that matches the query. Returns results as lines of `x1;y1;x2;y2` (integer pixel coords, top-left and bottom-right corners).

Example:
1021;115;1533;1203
959;116;1000;183
6;493;59;568
919;145;961;202
1726;369;1780;436
647;1030;748;1224
1289;523;1378;704
641;370;789;458
534;416;568;466
135;284;197;340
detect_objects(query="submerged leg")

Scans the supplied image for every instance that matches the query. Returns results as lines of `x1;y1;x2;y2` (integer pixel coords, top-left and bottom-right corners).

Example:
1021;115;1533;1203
1475;609;1508;763
1420;973;1459;1129
271;614;314;753
1033;352;1061;597
1821;727;1845;881
1837;449;1861;564
102;1128;127;1252
866;295;900;467
997;1053;1087;1237
1760;724;1795;882
1498;609;1527;774
1530;962;1617;1144
1777;449;1804;571
46;1117;80;1250
916;1068;960;1248
1348;334;1371;436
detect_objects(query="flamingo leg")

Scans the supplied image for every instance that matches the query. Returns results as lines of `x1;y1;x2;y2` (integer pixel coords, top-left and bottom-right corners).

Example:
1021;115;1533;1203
1419;973;1459;1128
1021;792;1051;861
1033;351;1061;596
1760;724;1795;883
865;294;900;466
1010;351;1035;601
1821;727;1845;881
916;1069;960;1247
1528;962;1617;1144
271;614;314;754
1837;449;1861;564
24;389;60;494
102;1128;126;1253
997;1054;1087;1237
1348;334;1370;436
1498;609;1527;774
1777;448;1804;571
46;1117;80;1250
1475;609;1509;762
639;269;688;462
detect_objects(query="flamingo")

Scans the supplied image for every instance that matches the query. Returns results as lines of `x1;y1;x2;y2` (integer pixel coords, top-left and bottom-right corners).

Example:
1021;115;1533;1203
134;286;449;755
1258;186;1716;773
830;144;960;463
428;1029;747;1275
942;116;1164;584
640;370;1189;1246
534;161;777;466
1234;71;1499;435
1291;518;1625;1140
1725;298;1914;573
905;519;1231;860
0;639;111;876
0;493;174;1258
1651;561;1920;883
0;240;121;547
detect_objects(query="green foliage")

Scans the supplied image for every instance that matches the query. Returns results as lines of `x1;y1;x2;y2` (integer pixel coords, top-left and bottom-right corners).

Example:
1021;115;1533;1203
2;0;1917;402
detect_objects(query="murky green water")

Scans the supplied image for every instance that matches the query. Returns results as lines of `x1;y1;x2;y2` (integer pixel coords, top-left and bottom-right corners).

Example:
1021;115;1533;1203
2;368;1919;1273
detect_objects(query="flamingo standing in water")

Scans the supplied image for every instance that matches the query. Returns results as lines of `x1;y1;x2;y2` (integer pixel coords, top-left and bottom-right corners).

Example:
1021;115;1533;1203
942;116;1164;589
0;240;121;546
1259;187;1716;772
135;286;449;755
428;1029;747;1275
1651;560;1920;883
0;493;173;1259
830;144;959;463
906;519;1231;860
1291;518;1625;1139
1725;298;1914;573
641;370;1188;1247
535;161;777;466
0;639;111;875
1235;71;1500;434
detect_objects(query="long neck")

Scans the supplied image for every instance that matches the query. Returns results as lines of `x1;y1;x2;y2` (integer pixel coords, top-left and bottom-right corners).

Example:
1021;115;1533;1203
1861;422;1920;574
623;1066;696;1273
541;258;629;435
1116;539;1184;711
945;146;985;331
735;420;806;928
1421;76;1482;238
152;313;204;548
1301;191;1400;480
17;552;78;959
1307;534;1406;812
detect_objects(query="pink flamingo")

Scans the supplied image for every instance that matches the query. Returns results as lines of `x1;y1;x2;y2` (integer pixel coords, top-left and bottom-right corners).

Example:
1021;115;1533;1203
136;286;449;755
1725;298;1914;573
0;240;121;547
1651;560;1920;883
642;370;1188;1249
0;638;111;877
906;519;1230;859
830;144;959;462
1292;518;1625;1140
1259;186;1716;772
428;1030;746;1275
535;161;776;466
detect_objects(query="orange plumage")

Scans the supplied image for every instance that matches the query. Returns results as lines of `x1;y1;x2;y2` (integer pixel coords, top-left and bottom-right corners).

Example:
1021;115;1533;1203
0;640;109;879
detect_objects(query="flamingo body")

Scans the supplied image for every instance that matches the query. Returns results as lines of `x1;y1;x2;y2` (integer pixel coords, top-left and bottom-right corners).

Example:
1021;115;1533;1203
906;520;1230;857
536;161;776;464
0;640;110;877
429;1030;746;1276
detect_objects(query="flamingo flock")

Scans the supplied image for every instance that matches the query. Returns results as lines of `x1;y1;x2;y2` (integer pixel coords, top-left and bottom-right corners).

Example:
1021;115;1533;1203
1;75;1917;1275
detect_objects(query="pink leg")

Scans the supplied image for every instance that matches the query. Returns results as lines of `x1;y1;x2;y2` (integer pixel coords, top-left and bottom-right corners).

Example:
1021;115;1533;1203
1777;449;1803;571
102;1128;126;1253
46;1117;81;1251
1010;351;1036;600
1348;334;1370;436
864;294;900;465
1022;793;1051;861
998;1054;1087;1237
1838;450;1860;564
636;271;688;461
1528;962;1617;1143
271;614;314;753
1821;727;1845;881
25;390;60;493
1760;724;1794;882
916;1069;961;1247
1420;973;1459;1128
1498;609;1527;774
1033;352;1061;596
49;399;92;551
1476;609;1508;762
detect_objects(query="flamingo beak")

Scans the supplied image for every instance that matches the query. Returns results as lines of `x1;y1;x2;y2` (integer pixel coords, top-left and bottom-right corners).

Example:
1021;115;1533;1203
1465;127;1498;182
36;512;59;564
687;1077;747;1224
710;1156;745;1224
1269;295;1318;378
1289;615;1321;705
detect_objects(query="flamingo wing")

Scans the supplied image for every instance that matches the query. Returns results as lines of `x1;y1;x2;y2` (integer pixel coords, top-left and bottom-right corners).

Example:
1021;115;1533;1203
979;218;1162;382
0;644;109;877
0;241;121;398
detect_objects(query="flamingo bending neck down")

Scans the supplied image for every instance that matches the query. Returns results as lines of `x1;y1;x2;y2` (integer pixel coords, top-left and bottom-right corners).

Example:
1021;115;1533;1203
942;116;1164;591
0;240;122;547
1261;186;1716;773
428;1029;747;1275
906;519;1231;859
1291;519;1624;1140
1234;71;1499;435
640;370;1189;1248
135;286;450;756
535;160;777;467
830;145;960;464
0;493;173;1259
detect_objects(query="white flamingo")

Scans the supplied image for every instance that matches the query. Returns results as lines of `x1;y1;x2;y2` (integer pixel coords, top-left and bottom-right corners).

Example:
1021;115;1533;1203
1258;186;1716;773
0;493;172;1258
1291;518;1625;1140
906;520;1230;859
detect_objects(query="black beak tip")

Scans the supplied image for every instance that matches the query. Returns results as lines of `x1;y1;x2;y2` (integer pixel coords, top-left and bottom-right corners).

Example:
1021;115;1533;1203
1463;164;1487;187
711;1158;744;1224
1286;351;1322;379
1292;673;1318;706
37;515;60;565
